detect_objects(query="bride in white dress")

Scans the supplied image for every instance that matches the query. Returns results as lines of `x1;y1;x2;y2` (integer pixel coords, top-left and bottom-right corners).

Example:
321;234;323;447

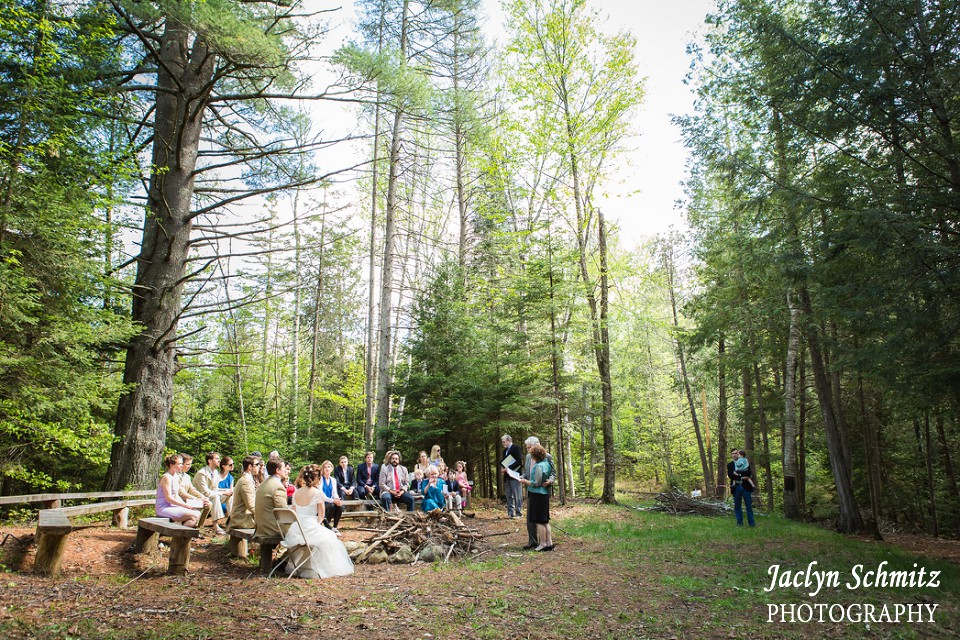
282;464;354;578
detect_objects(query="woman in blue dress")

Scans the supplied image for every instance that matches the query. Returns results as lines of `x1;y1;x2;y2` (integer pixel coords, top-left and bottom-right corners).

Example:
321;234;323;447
420;466;445;512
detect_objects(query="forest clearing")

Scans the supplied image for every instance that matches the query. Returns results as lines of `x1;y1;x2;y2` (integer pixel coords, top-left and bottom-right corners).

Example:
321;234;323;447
2;501;959;639
2;1;960;638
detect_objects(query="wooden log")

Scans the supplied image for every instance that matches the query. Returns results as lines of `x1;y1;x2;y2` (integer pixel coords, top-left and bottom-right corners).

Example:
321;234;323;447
259;541;279;575
34;509;73;577
168;537;192;575
112;506;129;529
227;535;248;559
134;526;159;554
34;532;69;577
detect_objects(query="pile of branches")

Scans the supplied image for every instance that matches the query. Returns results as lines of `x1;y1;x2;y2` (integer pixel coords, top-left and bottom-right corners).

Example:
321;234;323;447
642;491;731;516
354;509;504;563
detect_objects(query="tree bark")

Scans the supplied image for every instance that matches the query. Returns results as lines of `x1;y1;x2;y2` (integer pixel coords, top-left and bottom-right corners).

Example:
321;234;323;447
105;19;214;489
799;287;863;533
716;336;728;498
753;363;775;510
783;292;801;518
666;246;713;495
374;0;409;456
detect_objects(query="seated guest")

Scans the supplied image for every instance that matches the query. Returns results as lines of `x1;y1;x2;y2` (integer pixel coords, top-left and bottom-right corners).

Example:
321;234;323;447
356;451;379;501
193;451;228;535
413;450;431;477
156;454;207;527
251;453;265;486
334;455;357;500
228;456;258;531
429;444;445;468
253;458;288;543
176;453;207;504
378;450;415;512
445;470;463;512
319;460;344;532
217;456;235;517
454;460;471;508
283;461;296;505
410;469;425;497
420;466;445;513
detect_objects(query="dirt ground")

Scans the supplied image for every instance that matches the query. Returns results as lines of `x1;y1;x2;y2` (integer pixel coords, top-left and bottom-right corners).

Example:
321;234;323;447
0;501;603;639
1;502;959;640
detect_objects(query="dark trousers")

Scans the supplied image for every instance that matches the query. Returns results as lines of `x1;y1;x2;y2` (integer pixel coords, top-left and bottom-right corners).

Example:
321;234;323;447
733;484;755;526
381;490;415;512
323;502;344;528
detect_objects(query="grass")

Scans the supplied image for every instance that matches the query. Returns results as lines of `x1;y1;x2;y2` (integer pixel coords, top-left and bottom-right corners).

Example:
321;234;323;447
557;504;960;638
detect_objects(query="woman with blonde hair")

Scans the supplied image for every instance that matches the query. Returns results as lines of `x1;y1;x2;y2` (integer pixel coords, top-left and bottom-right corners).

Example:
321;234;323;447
429;444;445;468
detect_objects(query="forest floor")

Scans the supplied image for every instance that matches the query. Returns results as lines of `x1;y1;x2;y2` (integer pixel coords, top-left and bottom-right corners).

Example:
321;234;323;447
1;499;959;639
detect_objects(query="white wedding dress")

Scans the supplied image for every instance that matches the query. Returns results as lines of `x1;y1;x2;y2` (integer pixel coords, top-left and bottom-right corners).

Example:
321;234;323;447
281;490;354;578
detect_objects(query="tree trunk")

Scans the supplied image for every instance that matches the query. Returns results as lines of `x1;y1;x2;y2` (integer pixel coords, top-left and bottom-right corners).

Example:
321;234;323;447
596;209;616;503
547;228;566;505
797;340;807;510
666;247;713;494
783;292;801;518
936;414;959;535
105;20;214;489
923;412;939;537
716;336;728;498
857;372;883;539
742;366;755;455
753;364;775;510
374;0;409;456
799;287;863;533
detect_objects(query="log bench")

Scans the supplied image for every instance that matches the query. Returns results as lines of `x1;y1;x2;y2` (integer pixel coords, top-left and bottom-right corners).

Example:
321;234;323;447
33;497;155;578
226;528;282;575
134;517;201;575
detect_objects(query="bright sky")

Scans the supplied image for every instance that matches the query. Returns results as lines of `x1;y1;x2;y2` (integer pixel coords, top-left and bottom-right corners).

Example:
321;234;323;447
482;0;716;246
324;0;715;246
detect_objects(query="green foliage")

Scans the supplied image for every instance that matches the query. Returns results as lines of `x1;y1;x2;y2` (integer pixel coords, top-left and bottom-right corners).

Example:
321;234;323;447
0;0;137;492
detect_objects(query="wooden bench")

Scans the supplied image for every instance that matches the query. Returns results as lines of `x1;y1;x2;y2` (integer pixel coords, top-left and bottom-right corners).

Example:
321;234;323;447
226;528;282;575
134;517;201;575
33;496;156;577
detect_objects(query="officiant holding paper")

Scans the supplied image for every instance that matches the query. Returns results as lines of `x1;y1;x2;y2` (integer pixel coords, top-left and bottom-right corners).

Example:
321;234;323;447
500;434;524;518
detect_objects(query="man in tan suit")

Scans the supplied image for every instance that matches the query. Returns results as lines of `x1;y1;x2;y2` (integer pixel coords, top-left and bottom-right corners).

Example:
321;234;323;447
193;451;228;534
253;457;288;542
228;456;258;531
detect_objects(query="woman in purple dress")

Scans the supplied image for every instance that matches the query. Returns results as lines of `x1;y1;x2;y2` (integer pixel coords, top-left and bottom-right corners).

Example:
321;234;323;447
156;453;204;526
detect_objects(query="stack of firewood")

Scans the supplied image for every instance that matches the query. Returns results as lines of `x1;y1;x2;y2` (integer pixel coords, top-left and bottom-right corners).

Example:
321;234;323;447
352;509;504;563
644;491;731;516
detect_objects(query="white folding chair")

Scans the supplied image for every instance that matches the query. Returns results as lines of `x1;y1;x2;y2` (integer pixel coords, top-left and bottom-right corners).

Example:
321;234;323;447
269;507;316;579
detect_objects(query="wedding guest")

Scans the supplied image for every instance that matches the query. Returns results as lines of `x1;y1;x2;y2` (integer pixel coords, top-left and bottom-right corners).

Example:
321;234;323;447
192;451;228;534
334;455;357;500
378;450;415;512
413;450;431;477
454;460;471;508
356;451;380;501
228;456;257;531
217;456;235;517
429;444;445;468
319;460;344;532
420;466;445;512
156;454;206;527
